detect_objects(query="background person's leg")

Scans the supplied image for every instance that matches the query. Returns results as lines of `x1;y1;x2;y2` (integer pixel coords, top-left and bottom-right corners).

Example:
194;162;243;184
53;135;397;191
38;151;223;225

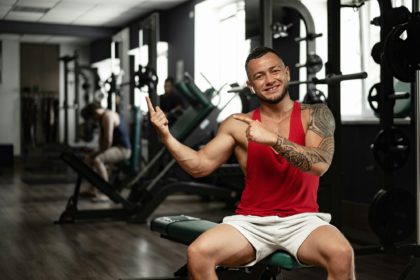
91;147;131;202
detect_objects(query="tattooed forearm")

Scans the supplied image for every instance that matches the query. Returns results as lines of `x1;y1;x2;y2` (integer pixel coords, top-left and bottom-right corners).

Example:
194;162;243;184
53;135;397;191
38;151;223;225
272;136;310;170
318;137;334;162
272;134;334;172
270;103;335;173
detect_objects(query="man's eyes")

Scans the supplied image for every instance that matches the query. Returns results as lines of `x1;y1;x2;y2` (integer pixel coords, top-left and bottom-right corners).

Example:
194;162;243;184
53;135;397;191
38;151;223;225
254;68;282;80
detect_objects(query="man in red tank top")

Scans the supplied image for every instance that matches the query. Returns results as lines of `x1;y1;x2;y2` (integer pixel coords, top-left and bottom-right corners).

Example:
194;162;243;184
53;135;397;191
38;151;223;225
146;47;355;280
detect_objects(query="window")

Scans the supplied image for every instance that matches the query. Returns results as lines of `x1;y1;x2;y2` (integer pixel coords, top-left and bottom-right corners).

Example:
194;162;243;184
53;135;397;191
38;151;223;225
129;28;168;112
195;0;250;121
300;0;411;118
299;0;370;117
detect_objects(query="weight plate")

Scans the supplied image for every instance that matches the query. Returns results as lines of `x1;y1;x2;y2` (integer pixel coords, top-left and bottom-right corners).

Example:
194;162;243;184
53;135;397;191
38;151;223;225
303;89;327;104
367;83;381;114
384;23;414;83
307;53;323;74
372;127;410;171
369;188;415;244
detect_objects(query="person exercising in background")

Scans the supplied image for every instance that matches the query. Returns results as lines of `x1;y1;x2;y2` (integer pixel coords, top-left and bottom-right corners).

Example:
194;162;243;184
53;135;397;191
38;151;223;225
146;47;355;279
160;77;185;124
81;103;132;202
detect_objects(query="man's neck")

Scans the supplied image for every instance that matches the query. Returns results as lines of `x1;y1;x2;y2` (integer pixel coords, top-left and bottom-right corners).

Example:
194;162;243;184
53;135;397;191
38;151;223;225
260;96;294;119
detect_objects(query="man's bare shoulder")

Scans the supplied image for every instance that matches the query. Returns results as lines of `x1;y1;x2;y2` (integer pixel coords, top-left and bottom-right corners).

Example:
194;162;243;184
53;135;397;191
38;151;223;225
217;112;253;137
101;111;118;125
300;103;335;137
300;102;328;111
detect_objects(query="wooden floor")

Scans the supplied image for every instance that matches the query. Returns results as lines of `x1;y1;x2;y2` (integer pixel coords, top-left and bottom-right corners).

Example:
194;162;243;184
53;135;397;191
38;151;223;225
0;164;413;280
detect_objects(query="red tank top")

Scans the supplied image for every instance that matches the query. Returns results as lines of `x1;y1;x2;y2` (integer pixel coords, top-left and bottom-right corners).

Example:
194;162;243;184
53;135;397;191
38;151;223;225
236;102;319;217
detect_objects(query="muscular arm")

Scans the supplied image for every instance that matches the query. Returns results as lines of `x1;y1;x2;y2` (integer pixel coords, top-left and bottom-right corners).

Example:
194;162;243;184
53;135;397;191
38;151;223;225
163;119;236;177
146;96;236;178
272;104;335;176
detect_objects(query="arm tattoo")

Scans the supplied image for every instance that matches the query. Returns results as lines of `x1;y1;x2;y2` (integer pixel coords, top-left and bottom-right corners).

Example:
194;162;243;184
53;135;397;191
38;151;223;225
307;103;335;138
272;104;335;172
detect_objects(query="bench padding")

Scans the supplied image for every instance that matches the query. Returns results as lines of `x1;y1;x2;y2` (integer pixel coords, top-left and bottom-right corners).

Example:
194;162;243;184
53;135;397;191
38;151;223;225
151;215;304;270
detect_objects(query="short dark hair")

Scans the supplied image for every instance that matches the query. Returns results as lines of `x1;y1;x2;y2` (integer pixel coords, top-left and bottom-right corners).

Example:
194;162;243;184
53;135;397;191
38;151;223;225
81;102;101;120
245;47;283;75
165;77;175;84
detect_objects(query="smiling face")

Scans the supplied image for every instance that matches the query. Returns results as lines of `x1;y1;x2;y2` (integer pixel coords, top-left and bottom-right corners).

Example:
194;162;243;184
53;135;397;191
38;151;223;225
246;52;290;105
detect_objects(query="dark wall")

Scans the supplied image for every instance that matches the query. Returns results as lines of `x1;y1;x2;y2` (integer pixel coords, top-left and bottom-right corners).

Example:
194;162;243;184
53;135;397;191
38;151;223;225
20;43;60;145
21;43;59;92
161;0;201;80
90;38;112;64
340;122;414;204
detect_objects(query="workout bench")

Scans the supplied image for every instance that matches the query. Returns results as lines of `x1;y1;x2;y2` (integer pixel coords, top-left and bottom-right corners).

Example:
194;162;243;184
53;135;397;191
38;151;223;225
123;215;306;280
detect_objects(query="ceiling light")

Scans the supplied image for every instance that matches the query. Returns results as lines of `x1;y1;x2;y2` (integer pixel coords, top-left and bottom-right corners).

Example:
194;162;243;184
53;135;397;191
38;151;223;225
11;5;50;14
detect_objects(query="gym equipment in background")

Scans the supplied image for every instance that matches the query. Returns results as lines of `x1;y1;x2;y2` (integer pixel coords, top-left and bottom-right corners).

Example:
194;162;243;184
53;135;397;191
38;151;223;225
56;78;241;224
60;51;101;144
367;81;411;118
356;4;420;280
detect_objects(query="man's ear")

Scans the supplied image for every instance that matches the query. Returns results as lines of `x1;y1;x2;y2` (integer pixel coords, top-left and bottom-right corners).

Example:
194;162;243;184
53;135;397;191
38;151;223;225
246;81;255;94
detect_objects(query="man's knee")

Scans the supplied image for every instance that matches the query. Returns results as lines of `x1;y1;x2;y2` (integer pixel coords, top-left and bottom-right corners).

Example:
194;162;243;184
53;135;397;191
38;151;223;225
326;243;354;276
187;241;214;264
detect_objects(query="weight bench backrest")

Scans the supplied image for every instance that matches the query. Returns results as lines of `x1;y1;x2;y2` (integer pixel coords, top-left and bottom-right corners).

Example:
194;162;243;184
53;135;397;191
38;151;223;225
171;80;215;142
151;215;304;270
60;150;136;210
170;105;213;141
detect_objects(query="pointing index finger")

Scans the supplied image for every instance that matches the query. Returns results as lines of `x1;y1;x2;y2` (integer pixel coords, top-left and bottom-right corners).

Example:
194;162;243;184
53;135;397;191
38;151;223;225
145;96;156;113
233;114;253;124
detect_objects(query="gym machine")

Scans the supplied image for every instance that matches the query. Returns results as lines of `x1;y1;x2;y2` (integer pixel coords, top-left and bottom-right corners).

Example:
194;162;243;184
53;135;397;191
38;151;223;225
352;1;420;279
354;0;418;251
60;51;101;145
56;77;240;224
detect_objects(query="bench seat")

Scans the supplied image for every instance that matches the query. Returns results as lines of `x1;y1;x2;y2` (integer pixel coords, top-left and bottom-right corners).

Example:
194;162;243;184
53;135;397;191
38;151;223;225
151;215;304;270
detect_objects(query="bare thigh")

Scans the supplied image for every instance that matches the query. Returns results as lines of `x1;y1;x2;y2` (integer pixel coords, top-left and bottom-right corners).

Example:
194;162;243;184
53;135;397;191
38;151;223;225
96;147;131;164
190;223;256;267
297;225;352;267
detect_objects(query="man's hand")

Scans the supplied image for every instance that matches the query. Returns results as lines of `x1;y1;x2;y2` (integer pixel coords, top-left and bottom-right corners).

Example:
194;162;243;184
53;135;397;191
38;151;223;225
233;115;277;146
146;96;171;140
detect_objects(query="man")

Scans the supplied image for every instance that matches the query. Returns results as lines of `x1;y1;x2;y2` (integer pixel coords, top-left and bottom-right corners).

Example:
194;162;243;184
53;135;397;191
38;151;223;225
81;103;132;201
160;77;185;124
146;47;354;280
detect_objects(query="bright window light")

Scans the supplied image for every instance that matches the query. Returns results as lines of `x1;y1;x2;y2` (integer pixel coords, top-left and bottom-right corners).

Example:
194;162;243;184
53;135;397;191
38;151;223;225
299;0;391;118
195;0;250;122
129;38;168;112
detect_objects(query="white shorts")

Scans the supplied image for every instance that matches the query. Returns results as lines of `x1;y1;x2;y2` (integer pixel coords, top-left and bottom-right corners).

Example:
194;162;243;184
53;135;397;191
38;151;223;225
222;212;332;266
